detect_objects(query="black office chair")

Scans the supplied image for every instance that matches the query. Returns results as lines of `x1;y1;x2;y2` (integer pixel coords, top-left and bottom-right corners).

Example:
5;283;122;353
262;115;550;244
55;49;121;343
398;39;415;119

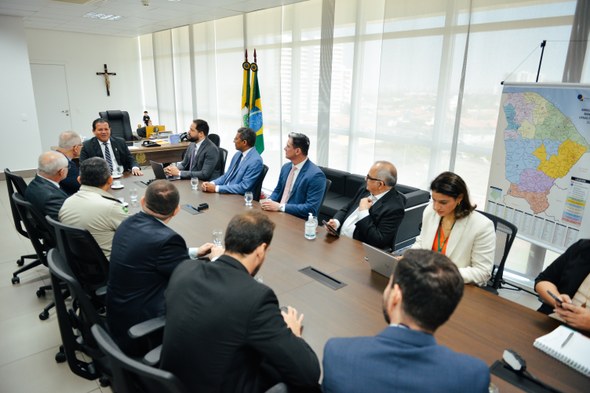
252;165;269;202
45;216;109;308
478;210;518;293
47;248;110;383
99;110;134;141
5;168;40;284
217;147;228;176
92;324;189;393
320;178;332;215
11;192;57;320
208;133;221;147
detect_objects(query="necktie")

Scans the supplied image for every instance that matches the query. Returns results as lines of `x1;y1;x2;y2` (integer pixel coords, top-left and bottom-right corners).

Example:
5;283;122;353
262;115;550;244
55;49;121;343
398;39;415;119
225;153;243;184
280;165;297;205
190;144;200;171
103;142;113;172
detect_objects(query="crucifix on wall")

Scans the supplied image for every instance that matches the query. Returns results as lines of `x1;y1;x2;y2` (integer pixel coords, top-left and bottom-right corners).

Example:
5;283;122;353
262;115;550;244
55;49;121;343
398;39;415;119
96;64;116;96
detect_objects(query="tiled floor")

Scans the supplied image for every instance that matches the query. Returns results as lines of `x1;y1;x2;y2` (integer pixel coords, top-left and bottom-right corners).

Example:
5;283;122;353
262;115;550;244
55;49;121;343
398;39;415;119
0;178;542;392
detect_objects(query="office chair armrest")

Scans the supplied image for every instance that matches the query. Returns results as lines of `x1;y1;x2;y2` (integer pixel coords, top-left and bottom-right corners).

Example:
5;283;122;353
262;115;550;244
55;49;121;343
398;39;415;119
142;345;162;367
95;286;107;298
128;315;166;339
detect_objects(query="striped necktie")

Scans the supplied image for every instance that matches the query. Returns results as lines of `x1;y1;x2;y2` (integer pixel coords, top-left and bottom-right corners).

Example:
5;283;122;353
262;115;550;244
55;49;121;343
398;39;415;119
103;142;113;172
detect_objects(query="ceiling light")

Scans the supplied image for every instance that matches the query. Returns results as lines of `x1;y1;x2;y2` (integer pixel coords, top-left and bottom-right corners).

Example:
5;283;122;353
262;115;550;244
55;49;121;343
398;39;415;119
83;12;123;21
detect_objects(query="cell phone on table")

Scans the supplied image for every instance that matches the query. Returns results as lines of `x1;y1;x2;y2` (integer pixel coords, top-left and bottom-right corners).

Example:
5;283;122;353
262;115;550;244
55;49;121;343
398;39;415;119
322;220;340;237
547;290;563;306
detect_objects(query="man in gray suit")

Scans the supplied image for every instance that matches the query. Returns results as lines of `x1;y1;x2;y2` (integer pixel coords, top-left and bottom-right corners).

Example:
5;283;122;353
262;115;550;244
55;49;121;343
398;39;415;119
165;119;220;181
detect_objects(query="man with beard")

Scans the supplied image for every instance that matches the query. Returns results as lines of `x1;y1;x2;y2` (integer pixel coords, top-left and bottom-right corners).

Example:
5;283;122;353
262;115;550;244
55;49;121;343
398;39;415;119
161;211;321;393
164;119;221;181
322;249;490;393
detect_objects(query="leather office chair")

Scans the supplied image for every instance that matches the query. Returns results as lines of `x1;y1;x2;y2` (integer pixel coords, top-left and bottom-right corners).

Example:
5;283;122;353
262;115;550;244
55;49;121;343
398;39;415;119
5;168;40;284
11;193;58;320
47;248;110;384
217;147;228;176
320;178;332;216
252;165;269;202
208;133;221;147
92;324;189;393
478;210;518;293
99;110;134;141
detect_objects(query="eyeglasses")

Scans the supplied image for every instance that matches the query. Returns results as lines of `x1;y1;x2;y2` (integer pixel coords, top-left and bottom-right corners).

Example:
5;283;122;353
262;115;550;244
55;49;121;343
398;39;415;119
365;174;384;183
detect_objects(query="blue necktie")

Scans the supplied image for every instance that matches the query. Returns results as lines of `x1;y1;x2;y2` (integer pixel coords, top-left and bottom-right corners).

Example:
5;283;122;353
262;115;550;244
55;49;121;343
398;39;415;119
225;154;243;184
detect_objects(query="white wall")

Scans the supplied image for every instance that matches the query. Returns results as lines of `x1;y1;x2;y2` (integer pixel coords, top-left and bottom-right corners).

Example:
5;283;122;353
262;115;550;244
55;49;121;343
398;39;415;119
0;16;42;172
25;29;143;141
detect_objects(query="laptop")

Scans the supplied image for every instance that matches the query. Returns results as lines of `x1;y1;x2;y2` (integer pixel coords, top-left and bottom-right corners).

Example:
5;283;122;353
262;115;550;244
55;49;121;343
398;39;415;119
362;242;400;278
150;160;181;181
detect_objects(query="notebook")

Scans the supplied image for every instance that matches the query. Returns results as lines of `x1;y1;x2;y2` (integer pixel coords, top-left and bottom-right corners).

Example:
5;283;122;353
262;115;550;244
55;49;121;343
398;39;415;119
150;160;180;181
533;325;590;377
362;242;399;278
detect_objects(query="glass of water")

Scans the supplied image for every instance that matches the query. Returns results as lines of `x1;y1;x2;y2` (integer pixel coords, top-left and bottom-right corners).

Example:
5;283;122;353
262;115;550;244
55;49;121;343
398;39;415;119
244;191;253;207
212;229;223;247
190;176;199;190
129;188;138;207
117;165;124;176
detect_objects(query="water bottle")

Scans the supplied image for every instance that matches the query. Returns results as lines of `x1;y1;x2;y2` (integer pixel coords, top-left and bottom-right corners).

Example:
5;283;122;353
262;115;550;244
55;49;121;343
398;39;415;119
305;213;317;240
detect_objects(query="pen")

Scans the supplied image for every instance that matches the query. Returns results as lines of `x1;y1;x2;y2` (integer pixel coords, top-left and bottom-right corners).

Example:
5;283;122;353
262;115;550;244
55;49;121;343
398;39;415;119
561;331;573;348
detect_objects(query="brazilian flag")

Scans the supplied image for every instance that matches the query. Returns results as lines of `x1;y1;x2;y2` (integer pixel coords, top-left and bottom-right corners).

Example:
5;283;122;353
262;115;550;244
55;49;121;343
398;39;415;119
249;62;264;154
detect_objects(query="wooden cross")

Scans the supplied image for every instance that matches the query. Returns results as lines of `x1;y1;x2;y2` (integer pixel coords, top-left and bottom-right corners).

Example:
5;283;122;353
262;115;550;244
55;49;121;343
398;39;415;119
96;64;116;96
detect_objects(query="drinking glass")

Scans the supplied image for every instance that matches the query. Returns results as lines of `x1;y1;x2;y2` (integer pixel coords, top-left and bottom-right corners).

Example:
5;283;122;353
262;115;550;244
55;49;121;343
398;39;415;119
129;188;138;206
191;176;199;190
117;165;124;176
212;230;223;247
244;191;253;207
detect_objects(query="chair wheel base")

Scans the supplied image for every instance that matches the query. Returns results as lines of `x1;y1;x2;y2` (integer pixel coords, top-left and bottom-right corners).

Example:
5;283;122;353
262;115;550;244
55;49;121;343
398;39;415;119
11;276;20;285
16;258;25;267
39;310;49;320
99;377;110;387
55;351;66;363
36;289;46;298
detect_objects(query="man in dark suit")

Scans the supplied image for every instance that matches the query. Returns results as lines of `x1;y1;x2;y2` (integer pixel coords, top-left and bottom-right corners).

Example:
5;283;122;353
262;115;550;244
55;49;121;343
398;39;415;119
55;130;82;195
164;119;220;180
201;127;263;195
325;161;405;249
261;132;326;219
322;249;490;393
80;118;143;176
107;180;219;354
161;211;321;393
25;151;69;220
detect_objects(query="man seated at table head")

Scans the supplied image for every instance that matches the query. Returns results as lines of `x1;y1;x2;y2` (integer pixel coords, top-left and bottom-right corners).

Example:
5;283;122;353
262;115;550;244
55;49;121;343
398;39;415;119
322;249;490;393
164;119;221;181
261;132;326;219
25;151;69;220
160;210;321;392
80;118;143;176
201;127;263;195
58;157;128;260
107;180;219;354
325;161;405;250
55;130;82;195
534;239;590;332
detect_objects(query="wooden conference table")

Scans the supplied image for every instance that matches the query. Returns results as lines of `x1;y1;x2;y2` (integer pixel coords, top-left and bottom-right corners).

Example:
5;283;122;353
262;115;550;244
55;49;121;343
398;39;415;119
112;174;587;393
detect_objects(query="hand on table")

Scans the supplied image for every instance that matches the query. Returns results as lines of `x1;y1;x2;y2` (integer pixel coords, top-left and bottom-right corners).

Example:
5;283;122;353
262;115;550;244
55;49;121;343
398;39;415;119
260;199;281;212
201;182;216;193
131;167;144;176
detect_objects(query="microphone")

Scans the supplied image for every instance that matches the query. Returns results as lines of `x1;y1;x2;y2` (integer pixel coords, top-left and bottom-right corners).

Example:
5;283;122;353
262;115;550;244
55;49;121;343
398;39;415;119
502;349;562;393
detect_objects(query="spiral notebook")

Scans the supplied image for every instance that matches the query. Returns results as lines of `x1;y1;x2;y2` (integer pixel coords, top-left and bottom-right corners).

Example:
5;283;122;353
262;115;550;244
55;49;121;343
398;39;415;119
533;325;590;377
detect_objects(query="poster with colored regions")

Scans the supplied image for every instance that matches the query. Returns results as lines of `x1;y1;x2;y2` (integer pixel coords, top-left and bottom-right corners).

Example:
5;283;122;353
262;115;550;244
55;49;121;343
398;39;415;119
487;83;590;252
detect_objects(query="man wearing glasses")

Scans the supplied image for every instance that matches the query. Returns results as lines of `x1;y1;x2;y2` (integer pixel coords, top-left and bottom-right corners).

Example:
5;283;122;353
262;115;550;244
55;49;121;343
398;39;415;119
55;130;82;195
25;151;69;220
261;132;326;219
324;161;405;250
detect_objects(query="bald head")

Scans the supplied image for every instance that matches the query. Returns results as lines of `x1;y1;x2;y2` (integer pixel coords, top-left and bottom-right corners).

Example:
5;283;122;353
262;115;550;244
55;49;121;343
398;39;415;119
372;161;397;188
38;151;68;181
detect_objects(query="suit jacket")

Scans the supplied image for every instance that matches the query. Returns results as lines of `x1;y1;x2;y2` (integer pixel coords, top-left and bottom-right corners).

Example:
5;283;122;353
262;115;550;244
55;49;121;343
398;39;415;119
269;159;326;219
107;211;188;354
24;175;68;220
80;136;138;171
322;326;490;393
333;186;405;249
212;148;264;195
59;155;80;195
412;207;495;285
177;137;220;180
161;255;321;393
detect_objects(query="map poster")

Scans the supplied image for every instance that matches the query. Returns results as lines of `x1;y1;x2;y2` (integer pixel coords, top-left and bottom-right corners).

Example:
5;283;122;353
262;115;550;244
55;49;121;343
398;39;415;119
487;83;590;252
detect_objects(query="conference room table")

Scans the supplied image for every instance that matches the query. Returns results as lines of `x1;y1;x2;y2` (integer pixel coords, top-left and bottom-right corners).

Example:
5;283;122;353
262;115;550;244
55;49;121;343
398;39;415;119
112;174;587;393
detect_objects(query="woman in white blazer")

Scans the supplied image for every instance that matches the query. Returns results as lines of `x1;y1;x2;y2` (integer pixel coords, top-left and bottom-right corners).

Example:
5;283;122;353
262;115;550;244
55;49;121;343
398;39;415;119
412;172;495;285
